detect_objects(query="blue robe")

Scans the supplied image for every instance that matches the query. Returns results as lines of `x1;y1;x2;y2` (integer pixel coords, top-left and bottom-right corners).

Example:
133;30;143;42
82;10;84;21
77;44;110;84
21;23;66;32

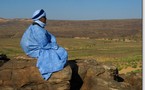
20;23;68;80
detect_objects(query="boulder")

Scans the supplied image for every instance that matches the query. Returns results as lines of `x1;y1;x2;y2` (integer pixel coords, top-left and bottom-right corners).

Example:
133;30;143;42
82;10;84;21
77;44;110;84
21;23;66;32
0;59;72;90
0;57;142;90
68;59;141;90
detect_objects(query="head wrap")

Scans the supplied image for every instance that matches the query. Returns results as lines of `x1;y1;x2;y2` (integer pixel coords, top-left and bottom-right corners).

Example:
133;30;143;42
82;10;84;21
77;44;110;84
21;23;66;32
32;9;46;21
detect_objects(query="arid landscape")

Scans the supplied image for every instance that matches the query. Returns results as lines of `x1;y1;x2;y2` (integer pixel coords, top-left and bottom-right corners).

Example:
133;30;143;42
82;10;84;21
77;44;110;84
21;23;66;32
0;18;142;39
0;18;142;89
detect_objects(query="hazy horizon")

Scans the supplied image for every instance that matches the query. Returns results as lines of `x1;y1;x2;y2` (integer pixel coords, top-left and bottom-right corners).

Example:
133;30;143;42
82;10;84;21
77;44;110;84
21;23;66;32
0;17;142;21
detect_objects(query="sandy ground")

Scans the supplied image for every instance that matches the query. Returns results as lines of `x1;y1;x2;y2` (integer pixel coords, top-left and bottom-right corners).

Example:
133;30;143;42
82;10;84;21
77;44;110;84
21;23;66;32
119;66;141;74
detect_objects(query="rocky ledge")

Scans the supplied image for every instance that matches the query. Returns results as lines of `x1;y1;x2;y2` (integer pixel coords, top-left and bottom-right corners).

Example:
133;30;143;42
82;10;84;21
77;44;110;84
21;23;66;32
0;56;142;90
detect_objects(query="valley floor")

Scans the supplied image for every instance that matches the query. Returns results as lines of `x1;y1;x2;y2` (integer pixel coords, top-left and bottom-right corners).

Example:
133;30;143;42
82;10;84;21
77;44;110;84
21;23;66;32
0;37;142;73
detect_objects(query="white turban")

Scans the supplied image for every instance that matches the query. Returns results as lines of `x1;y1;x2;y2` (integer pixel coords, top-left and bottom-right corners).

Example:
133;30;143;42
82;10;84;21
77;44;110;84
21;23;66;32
32;9;46;21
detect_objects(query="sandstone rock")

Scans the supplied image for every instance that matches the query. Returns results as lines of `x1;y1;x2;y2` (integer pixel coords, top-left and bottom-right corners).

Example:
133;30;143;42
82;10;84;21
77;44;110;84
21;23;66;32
68;59;141;90
0;57;142;90
0;59;72;90
120;72;142;90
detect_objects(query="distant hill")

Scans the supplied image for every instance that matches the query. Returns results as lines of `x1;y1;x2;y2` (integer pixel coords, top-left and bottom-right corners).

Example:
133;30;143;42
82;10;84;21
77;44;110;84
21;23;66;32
0;18;142;40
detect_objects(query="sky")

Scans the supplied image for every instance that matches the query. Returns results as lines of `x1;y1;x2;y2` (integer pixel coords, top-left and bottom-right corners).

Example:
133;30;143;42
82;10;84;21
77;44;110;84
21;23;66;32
0;0;142;20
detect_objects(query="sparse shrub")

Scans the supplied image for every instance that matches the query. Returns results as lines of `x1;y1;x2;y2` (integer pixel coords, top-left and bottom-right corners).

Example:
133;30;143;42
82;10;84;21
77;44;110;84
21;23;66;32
132;64;137;68
131;69;141;73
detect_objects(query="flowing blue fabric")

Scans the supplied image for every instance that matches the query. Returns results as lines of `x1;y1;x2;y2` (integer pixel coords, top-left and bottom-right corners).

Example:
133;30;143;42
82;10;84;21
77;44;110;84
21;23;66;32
20;21;68;80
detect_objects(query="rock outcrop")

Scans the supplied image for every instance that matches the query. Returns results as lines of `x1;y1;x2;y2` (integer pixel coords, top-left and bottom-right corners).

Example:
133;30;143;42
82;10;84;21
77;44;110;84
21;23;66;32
0;56;142;90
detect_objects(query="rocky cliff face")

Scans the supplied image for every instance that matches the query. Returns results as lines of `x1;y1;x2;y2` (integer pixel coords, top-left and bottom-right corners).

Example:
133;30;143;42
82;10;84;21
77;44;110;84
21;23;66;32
0;56;142;90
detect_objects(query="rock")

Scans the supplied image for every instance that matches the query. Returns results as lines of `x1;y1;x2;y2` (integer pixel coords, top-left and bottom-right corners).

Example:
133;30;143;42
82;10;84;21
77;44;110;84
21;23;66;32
120;72;142;90
0;58;142;90
68;59;141;90
0;59;72;90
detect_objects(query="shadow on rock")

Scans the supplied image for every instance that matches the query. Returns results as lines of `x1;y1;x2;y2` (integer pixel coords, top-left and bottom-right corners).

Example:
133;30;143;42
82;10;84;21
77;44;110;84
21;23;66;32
113;68;124;82
0;54;10;66
68;60;83;90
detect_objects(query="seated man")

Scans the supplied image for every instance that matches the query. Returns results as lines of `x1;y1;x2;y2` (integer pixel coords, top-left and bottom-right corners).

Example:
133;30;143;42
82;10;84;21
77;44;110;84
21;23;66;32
20;9;68;80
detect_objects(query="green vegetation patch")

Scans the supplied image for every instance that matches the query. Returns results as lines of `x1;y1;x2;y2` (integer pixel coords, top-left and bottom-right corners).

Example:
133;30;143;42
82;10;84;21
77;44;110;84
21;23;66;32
0;37;142;71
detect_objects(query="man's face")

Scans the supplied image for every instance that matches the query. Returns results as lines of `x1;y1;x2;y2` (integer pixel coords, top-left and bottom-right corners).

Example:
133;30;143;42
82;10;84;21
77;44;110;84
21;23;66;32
42;16;47;24
40;16;47;24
